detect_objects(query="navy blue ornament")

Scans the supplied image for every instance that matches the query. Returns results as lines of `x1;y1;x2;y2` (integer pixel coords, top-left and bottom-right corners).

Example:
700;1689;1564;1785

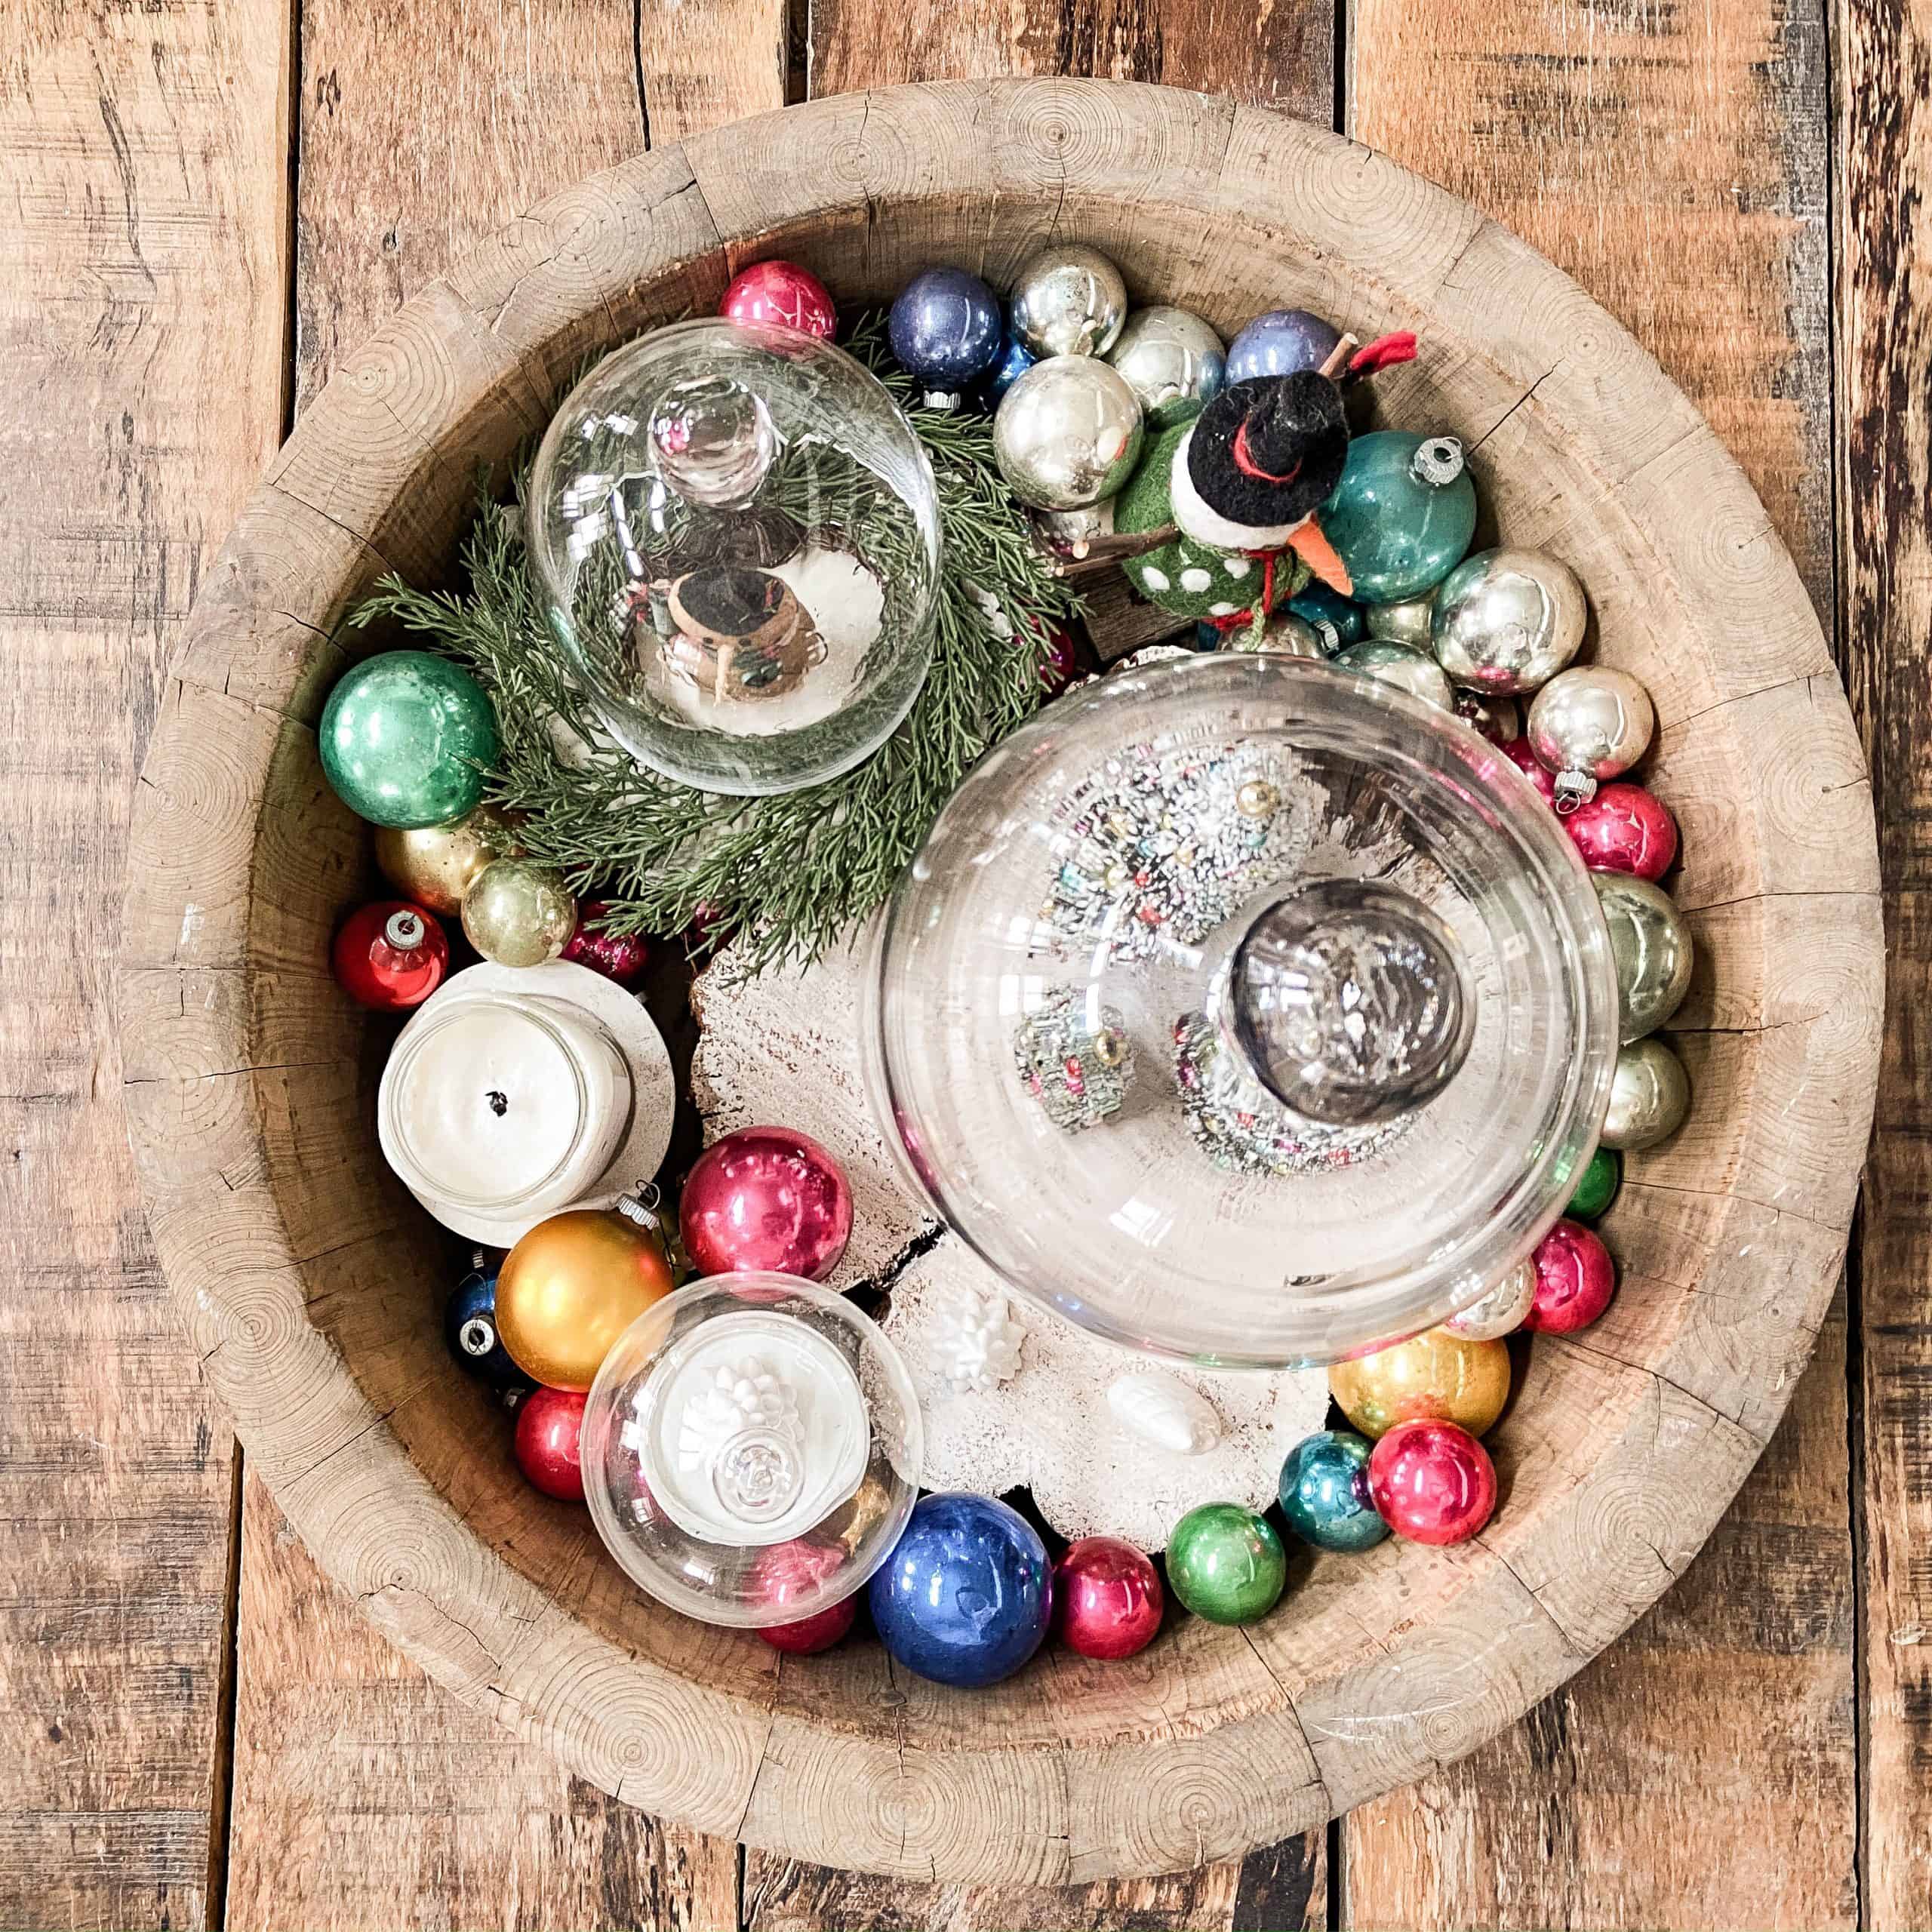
1279;1429;1389;1553
444;1254;534;1392
979;334;1037;409
1226;308;1344;386
1288;582;1367;648
868;1492;1052;1686
888;269;1003;405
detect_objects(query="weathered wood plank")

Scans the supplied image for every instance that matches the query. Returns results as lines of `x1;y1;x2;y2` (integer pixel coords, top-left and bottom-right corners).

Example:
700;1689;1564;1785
1345;0;1854;1924
0;1;292;1924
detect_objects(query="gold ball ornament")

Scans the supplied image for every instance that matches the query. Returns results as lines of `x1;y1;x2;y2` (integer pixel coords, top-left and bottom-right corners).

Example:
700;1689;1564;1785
374;803;521;916
495;1201;678;1391
1329;1327;1512;1439
461;858;577;968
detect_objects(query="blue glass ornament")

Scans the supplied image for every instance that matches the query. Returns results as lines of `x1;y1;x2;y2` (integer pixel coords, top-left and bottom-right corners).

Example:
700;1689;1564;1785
1288;582;1368;648
1279;1429;1389;1553
868;1492;1052;1686
1321;431;1478;605
888;269;1003;403
444;1254;533;1392
978;334;1037;408
1226;307;1343;385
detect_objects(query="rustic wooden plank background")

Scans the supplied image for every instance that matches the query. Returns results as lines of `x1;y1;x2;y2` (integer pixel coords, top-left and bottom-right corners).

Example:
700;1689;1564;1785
0;0;1911;1924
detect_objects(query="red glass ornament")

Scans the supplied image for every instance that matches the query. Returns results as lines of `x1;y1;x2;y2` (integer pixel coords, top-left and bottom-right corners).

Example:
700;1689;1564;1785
1524;1217;1617;1334
1368;1419;1497;1545
1040;626;1081;697
331;900;449;1009
751;1540;857;1654
721;260;838;340
561;899;650;987
1564;782;1678;881
1500;737;1559;808
1053;1536;1163;1659
680;1125;854;1281
514;1386;587;1501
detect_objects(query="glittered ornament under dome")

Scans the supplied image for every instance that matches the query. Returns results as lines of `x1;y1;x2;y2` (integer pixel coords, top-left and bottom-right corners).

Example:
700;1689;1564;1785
320;650;498;829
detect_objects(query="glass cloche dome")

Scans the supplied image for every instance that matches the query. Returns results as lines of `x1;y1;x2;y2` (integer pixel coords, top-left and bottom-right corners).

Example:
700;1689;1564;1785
527;320;942;795
863;654;1618;1367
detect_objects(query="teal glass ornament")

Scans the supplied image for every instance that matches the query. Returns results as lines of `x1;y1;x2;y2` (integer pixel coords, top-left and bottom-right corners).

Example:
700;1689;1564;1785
1289;582;1367;648
1279;1429;1389;1553
1321;432;1478;606
1167;1503;1287;1625
320;651;499;829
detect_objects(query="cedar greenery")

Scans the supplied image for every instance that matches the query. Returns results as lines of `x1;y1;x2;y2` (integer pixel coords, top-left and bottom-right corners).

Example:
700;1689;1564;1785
346;315;1083;971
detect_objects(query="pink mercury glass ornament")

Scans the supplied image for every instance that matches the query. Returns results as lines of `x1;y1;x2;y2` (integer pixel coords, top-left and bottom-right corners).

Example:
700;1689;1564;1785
1500;735;1560;807
1563;782;1678;881
561;900;651;987
721;260;838;340
752;1540;858;1654
680;1126;854;1281
1053;1537;1163;1659
1367;1418;1497;1544
1524;1217;1617;1334
1040;624;1081;697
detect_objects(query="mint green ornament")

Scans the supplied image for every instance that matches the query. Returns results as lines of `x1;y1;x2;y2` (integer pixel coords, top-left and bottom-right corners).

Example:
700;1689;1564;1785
320;651;499;829
1567;1145;1623;1220
1321;431;1477;606
1167;1502;1287;1626
1115;414;1309;622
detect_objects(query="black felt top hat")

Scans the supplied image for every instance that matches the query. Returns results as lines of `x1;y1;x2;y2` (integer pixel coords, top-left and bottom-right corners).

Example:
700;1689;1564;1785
1186;373;1349;531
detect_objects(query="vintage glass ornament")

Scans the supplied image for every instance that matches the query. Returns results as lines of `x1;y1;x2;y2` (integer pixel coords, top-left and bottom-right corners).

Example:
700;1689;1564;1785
1528;665;1655;809
462;858;578;968
444;1254;533;1392
680;1125;854;1281
1329;1327;1510;1439
1501;734;1560;806
515;1386;588;1500
1431;547;1588;694
1226;307;1342;384
1290;582;1367;648
1439;1255;1537;1341
1104;306;1226;428
1278;1429;1389;1553
583;1275;920;1626
863;655;1618;1367
1454;688;1521;745
1367;1418;1497;1544
980;334;1037;407
319;650;498;829
560;900;650;987
1008;242;1129;359
331;900;449;1010
528;319;941;795
993;355;1144;511
1602;1035;1690;1150
752;1542;859;1654
1567;1145;1622;1220
1054;1536;1164;1658
1594;871;1694;1042
1167;1503;1287;1625
496;1195;678;1391
1367;589;1435;648
869;1492;1051;1684
1321;432;1477;605
721;259;836;340
375;802;521;915
1526;1218;1617;1333
1039;624;1082;695
1220;611;1326;660
1565;782;1678;881
1336;638;1455;711
888;267;1004;405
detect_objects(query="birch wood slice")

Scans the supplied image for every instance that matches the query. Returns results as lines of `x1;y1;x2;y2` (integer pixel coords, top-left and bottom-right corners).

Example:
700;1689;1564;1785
117;79;1881;1881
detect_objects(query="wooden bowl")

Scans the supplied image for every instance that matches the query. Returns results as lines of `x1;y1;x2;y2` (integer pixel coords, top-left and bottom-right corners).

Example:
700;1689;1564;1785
118;79;1881;1881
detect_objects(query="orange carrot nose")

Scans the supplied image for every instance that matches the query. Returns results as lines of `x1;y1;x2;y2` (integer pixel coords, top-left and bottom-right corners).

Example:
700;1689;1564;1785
1287;520;1353;598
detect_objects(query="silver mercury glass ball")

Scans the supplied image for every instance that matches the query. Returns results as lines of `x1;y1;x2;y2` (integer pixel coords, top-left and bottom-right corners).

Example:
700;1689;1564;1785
1220;879;1476;1128
1593;871;1694;1043
648;374;778;509
1103;305;1226;428
1441;1254;1539;1341
1453;688;1521;743
1431;546;1589;695
1220;611;1327;659
993;355;1145;512
1527;664;1657;809
1336;639;1456;710
1367;589;1436;648
1601;1035;1691;1150
1008;242;1131;359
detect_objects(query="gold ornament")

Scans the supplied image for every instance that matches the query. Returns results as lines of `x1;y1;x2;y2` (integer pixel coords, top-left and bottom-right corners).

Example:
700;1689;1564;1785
819;1470;896;1558
374;803;521;916
496;1201;677;1392
1329;1327;1511;1439
462;858;577;968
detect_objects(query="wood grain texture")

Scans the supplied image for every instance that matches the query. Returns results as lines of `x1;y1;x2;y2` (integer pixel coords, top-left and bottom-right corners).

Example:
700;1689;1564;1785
1835;0;1932;1921
0;2;291;1925
1346;2;1855;1925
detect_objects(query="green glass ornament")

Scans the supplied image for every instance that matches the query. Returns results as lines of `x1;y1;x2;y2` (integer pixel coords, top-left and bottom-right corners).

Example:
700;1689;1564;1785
320;651;498;829
1320;431;1477;606
1568;1146;1623;1221
1167;1502;1287;1626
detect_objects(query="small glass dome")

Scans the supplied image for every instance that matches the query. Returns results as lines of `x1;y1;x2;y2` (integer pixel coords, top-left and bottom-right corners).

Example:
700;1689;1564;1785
526;320;942;795
863;655;1617;1367
580;1275;921;1627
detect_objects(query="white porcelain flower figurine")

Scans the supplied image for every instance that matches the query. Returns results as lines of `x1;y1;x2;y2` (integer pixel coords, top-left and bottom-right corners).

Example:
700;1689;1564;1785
934;1287;1026;1392
674;1355;801;1475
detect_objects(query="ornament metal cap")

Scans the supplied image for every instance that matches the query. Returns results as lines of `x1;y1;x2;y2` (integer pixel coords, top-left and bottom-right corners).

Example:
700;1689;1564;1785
1410;435;1466;488
382;908;428;950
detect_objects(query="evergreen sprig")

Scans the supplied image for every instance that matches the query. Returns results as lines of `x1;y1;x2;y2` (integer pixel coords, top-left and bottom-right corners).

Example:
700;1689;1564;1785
346;315;1083;971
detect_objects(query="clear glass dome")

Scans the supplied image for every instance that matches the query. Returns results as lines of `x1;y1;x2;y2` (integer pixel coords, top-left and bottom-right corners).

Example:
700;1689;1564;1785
863;655;1617;1367
526;320;942;795
580;1275;921;1627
